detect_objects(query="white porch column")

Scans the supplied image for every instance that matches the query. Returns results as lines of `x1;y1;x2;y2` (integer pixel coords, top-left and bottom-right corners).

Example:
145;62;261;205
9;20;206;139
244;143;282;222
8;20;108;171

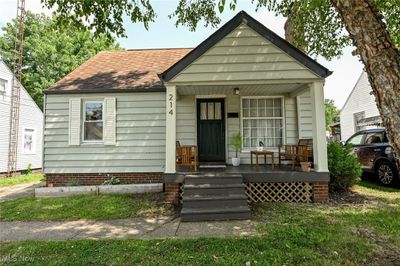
310;81;328;172
165;85;177;173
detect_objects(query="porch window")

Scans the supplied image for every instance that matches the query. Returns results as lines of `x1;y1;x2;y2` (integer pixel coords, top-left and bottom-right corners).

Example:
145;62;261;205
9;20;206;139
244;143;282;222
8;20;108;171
241;97;284;149
83;101;103;141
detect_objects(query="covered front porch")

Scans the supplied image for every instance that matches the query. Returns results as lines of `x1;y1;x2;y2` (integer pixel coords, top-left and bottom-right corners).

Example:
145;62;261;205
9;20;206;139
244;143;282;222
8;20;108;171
165;81;328;174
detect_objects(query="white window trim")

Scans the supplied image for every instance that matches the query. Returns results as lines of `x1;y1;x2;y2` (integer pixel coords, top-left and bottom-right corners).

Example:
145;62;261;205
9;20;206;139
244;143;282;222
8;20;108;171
240;96;286;152
21;127;36;155
82;100;104;144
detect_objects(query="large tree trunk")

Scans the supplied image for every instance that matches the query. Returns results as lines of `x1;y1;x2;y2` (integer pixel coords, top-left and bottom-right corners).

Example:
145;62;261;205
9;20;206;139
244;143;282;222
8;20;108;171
284;3;306;52
331;0;400;167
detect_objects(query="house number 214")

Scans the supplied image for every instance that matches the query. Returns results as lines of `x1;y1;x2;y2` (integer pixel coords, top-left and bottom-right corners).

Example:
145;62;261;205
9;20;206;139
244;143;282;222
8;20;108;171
168;94;174;115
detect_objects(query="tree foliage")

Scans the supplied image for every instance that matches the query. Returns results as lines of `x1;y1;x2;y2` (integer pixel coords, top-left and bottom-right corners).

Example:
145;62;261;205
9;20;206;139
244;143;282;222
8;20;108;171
41;0;399;60
325;99;340;130
0;12;120;109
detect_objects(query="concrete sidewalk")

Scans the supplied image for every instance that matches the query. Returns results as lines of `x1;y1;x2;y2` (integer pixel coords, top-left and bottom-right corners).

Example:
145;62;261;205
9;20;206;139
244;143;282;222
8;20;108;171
0;217;259;241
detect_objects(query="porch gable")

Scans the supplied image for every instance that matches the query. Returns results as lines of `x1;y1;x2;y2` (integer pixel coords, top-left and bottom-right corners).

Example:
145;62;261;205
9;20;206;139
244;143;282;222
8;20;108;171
160;11;332;84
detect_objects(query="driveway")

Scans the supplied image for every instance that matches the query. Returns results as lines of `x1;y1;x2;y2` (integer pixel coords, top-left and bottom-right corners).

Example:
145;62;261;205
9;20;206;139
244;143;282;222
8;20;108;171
0;181;44;202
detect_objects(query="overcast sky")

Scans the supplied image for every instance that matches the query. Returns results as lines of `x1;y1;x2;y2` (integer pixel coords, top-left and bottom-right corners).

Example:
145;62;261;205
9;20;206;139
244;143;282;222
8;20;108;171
0;0;365;108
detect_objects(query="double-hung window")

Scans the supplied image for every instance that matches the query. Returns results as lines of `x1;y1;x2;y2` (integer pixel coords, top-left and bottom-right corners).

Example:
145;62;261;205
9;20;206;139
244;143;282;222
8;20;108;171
0;78;6;95
22;128;36;154
83;101;103;142
241;97;284;149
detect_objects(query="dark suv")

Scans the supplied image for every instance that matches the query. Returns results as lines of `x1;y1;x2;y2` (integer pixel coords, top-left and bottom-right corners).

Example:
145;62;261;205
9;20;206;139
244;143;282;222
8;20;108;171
345;128;399;186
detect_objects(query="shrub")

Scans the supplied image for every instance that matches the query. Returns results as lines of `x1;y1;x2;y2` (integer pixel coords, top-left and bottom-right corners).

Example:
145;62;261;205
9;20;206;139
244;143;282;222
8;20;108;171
102;176;121;185
327;142;362;192
21;163;32;175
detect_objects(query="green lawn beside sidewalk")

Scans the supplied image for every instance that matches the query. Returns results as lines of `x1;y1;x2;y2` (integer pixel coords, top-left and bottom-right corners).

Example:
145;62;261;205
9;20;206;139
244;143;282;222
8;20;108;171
0;173;44;187
0;193;173;221
1;182;399;265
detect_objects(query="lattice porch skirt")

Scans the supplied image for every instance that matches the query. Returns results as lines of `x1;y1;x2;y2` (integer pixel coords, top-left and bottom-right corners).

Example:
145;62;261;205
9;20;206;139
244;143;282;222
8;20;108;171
245;182;313;203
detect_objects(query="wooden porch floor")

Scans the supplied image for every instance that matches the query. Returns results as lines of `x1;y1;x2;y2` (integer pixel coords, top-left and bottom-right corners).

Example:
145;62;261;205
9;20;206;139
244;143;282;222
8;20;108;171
166;164;330;184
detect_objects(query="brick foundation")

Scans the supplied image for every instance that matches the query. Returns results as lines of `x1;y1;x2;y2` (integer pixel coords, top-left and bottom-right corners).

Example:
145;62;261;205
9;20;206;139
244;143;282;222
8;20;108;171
312;182;329;202
45;173;163;187
164;183;180;204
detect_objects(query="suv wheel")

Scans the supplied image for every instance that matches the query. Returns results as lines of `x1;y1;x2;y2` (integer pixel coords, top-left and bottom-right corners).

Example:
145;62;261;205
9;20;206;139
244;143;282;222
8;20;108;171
376;161;398;186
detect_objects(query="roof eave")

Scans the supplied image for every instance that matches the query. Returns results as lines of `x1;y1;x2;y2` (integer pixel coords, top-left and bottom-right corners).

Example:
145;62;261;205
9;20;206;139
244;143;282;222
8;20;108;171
44;87;166;95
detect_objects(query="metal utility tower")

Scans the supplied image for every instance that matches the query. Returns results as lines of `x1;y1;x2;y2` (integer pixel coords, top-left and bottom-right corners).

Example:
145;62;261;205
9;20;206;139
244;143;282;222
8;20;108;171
7;0;26;177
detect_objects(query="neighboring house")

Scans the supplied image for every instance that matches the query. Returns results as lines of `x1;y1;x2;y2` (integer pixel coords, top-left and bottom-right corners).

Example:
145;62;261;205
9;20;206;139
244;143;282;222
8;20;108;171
340;71;382;141
43;11;331;211
0;60;43;174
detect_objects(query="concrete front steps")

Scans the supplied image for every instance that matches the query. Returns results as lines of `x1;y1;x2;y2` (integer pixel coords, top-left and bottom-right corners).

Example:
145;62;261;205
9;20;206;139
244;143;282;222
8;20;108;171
181;174;251;222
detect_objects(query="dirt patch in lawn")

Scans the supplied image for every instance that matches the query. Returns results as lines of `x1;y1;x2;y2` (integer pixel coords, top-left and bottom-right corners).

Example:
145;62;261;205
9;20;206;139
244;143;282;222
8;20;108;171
357;228;400;266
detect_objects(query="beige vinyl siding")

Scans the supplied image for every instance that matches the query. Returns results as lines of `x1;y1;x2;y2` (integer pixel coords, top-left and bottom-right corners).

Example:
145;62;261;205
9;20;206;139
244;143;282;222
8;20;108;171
171;24;319;83
226;94;298;164
44;93;166;174
297;88;313;139
176;95;196;145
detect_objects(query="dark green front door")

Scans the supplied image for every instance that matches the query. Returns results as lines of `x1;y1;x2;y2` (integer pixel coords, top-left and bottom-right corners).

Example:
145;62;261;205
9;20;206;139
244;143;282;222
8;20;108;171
197;99;225;162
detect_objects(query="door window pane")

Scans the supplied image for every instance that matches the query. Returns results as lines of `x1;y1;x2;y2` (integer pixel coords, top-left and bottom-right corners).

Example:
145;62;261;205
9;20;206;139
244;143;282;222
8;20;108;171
214;102;222;120
200;102;207;120
207;102;214;120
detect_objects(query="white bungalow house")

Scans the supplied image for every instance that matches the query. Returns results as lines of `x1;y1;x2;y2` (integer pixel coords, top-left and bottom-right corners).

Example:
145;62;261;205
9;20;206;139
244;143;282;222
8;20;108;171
0;60;43;175
44;12;331;220
340;71;382;141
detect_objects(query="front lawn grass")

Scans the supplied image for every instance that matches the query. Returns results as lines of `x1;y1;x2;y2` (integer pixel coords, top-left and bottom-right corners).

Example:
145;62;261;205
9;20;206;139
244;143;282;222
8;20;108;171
0;173;44;187
0;193;173;221
1;182;399;265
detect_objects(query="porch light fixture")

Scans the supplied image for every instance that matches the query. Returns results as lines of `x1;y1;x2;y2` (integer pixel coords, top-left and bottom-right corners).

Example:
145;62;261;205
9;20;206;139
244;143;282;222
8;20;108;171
233;87;240;95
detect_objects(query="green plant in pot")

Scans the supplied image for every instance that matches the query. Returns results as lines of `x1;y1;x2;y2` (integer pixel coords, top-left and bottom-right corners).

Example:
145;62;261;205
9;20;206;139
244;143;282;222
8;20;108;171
231;133;242;166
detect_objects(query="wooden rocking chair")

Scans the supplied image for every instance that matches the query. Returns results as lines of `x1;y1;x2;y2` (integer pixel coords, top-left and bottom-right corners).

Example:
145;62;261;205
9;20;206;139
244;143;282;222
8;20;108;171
176;141;199;171
278;143;309;170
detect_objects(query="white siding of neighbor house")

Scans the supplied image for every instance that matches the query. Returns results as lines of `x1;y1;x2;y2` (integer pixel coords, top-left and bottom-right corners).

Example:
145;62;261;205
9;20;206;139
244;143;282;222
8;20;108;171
340;72;380;141
44;93;166;174
0;61;43;173
174;93;299;165
170;24;320;84
296;88;313;139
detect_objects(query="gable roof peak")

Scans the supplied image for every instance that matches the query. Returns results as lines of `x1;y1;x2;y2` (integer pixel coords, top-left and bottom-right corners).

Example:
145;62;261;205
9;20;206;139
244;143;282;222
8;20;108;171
160;10;332;81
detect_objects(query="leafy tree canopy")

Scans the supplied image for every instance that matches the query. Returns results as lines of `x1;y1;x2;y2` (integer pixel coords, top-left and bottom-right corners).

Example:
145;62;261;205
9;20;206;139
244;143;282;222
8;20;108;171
325;99;340;130
0;12;120;109
42;0;399;60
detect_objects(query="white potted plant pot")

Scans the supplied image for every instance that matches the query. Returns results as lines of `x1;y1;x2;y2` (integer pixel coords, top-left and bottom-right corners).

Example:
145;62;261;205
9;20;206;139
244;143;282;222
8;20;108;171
232;157;241;167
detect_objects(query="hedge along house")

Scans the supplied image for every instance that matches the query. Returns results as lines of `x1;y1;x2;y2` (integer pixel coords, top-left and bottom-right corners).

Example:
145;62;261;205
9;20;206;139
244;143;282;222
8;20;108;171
44;11;331;219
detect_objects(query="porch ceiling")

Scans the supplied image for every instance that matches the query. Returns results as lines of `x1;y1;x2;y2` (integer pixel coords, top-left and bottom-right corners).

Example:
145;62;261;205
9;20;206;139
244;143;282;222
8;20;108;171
177;83;304;96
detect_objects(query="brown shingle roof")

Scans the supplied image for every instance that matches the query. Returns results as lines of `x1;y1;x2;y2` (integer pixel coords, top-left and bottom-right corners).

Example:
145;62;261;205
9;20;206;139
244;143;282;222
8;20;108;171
46;48;192;94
